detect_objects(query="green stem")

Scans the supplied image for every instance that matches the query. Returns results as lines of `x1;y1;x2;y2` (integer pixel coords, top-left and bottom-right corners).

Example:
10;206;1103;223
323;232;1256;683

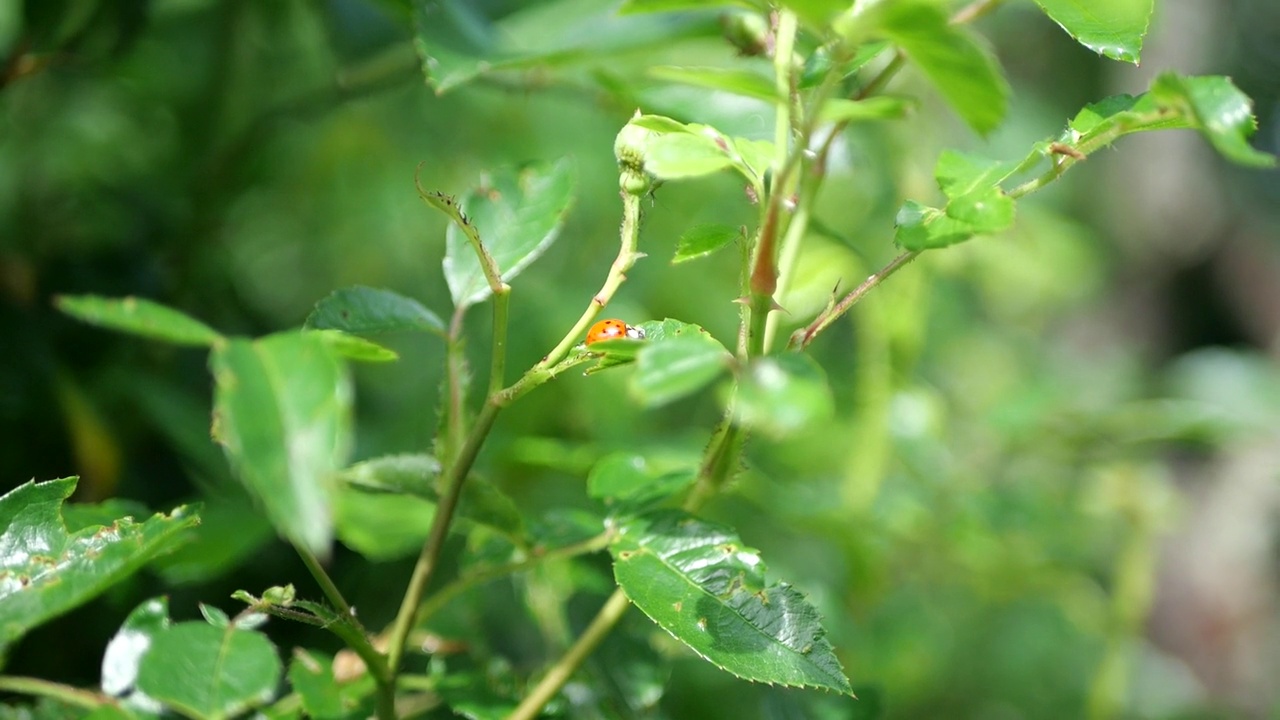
295;542;354;618
507;588;633;720
0;677;109;709
386;398;503;675
489;287;510;396
441;307;469;470
293;543;394;716
540;191;645;367
790;250;920;350
745;9;800;358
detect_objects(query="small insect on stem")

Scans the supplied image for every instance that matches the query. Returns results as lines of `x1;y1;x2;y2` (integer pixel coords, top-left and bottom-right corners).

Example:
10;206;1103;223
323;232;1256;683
585;319;646;346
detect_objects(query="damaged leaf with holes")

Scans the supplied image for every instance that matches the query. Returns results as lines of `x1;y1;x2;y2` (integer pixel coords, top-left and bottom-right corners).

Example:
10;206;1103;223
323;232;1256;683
610;510;852;693
0;478;198;654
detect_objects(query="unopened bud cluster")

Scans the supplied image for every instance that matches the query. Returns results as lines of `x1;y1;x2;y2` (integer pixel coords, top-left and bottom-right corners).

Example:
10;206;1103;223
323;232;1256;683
614;121;654;196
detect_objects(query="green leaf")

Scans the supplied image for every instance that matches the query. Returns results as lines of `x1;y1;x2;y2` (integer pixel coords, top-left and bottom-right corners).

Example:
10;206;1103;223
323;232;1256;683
339;454;441;495
895;151;1019;250
289;651;345;719
305;286;445;336
101;597;170;710
1147;74;1277;168
305;330;398;363
845;0;1009;134
645;132;736;180
631;326;733;407
56;295;221;347
210;332;352;558
0;479;197;654
817;96;912;124
611;511;851;693
337;454;525;546
334;486;436;561
648;66;778;102
417;0;718;94
673;224;742;264
587;453;697;509
199;604;230;628
436;159;576;309
1031;0;1153;64
1057;75;1273;168
289;649;375;720
136;621;281;718
731;354;834;438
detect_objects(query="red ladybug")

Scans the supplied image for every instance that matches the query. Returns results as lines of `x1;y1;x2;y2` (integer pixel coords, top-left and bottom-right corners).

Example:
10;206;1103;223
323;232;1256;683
586;319;645;345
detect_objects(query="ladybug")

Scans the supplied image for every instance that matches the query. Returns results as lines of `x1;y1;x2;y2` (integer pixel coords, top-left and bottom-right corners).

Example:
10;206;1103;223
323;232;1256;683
586;319;645;345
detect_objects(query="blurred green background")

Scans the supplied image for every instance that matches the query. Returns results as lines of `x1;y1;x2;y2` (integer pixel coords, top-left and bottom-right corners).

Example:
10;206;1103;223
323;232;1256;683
3;0;1280;718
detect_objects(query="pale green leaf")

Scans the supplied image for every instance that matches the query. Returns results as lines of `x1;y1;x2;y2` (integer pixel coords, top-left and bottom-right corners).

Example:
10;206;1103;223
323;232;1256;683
57;295;221;347
210;333;352;557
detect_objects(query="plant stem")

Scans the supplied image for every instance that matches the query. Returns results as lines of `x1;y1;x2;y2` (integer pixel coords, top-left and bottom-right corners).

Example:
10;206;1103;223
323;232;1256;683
441;307;469;470
0;677;109;709
295;543;353;618
506;588;633;720
386;398;503;676
541;191;645;367
292;542;395;716
745;9;799;358
489;287;511;396
790;250;920;349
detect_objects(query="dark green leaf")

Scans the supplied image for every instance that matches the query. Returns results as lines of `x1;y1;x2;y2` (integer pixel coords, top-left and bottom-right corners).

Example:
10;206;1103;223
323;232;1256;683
648;66;778;102
1031;0;1153;64
631;327;733;407
136;622;281;718
211;332;352;558
438;159;576;308
611;511;852;693
731;354;834;437
0;479;197;654
152;491;274;585
305;286;445;336
56;295;221;347
673;224;742;264
434;670;520;720
587;453;697;509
